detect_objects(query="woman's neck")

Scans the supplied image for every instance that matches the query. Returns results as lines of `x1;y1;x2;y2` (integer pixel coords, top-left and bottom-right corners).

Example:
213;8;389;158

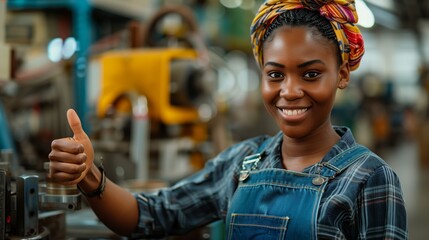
281;125;340;171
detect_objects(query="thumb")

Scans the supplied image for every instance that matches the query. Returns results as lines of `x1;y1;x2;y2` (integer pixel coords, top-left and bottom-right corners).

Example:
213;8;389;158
65;109;94;184
67;109;88;141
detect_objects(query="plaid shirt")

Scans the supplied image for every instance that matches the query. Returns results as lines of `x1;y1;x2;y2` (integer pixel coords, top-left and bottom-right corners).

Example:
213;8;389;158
131;126;408;239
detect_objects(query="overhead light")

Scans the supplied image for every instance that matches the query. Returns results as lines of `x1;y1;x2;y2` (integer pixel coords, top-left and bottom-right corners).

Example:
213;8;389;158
62;37;78;60
47;38;63;63
220;0;242;9
47;37;78;62
365;0;395;11
356;0;375;28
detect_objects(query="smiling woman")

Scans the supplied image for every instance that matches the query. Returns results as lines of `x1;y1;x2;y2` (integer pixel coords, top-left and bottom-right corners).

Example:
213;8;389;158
48;0;408;239
261;26;347;146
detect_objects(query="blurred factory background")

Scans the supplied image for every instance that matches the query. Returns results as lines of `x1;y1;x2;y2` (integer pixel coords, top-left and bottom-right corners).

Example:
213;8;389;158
1;0;429;239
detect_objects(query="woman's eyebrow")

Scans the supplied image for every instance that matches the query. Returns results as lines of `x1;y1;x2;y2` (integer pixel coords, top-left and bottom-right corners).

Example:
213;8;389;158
264;60;325;69
297;59;325;68
264;61;285;68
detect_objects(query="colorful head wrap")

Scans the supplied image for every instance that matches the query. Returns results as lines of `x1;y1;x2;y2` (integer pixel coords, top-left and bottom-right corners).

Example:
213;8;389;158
250;0;365;71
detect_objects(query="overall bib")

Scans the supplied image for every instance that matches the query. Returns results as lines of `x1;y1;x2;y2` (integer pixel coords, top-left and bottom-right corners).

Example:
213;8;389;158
226;143;368;240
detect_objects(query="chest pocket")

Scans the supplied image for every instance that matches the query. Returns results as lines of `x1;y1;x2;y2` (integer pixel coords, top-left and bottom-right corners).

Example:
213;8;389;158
228;213;290;240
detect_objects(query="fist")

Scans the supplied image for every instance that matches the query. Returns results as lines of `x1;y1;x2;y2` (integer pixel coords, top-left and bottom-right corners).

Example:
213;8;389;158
48;109;94;185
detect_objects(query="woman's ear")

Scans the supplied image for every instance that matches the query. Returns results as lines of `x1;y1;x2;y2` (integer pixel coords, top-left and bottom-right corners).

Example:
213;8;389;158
338;61;351;89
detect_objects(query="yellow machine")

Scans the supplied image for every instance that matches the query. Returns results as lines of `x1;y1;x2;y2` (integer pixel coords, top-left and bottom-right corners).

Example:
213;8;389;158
94;47;210;184
97;48;201;125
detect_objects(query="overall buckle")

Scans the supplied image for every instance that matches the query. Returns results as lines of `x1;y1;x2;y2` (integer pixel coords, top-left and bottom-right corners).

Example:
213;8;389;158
239;153;262;182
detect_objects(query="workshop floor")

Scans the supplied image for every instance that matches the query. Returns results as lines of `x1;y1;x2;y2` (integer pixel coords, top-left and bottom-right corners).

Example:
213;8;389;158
379;140;429;239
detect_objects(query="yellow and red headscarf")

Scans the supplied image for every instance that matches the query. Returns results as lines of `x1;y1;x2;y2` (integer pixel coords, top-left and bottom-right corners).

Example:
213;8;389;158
250;0;365;71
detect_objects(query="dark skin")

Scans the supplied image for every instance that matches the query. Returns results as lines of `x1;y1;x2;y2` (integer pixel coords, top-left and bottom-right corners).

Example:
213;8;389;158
48;25;350;236
261;26;350;171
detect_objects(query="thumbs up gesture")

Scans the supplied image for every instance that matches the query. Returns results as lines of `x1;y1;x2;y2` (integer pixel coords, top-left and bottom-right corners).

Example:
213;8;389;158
48;109;94;185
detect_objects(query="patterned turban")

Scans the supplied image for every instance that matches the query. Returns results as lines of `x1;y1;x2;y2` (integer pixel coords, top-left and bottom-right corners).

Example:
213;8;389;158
250;0;365;71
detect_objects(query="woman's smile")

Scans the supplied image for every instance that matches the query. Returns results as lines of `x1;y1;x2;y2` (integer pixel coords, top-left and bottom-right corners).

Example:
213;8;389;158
277;106;310;122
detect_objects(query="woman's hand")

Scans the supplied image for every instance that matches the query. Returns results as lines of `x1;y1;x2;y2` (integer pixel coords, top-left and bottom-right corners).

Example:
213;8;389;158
48;109;94;185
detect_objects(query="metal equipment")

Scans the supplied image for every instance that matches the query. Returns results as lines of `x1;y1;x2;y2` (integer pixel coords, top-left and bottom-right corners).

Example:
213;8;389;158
97;48;203;124
1;166;37;239
15;175;39;237
0;169;10;239
0;152;73;240
40;162;81;211
93;5;215;183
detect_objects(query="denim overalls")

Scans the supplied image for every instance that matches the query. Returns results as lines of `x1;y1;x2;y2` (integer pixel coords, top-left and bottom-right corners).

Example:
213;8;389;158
226;141;368;239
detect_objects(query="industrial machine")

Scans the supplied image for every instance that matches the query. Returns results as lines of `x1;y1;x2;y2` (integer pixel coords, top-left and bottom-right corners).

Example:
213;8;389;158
91;5;218;185
0;147;85;239
94;47;212;183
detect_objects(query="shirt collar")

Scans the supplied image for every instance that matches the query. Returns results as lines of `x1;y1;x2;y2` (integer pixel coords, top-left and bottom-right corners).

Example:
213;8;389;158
258;126;357;169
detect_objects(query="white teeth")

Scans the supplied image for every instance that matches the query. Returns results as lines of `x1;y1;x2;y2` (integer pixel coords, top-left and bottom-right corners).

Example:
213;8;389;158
282;108;307;116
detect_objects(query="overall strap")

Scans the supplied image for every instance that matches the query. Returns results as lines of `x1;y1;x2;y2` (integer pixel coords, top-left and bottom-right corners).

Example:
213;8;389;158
239;137;272;181
317;144;369;179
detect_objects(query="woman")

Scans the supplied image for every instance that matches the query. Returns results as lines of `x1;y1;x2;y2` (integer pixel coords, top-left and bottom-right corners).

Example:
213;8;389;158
49;0;408;239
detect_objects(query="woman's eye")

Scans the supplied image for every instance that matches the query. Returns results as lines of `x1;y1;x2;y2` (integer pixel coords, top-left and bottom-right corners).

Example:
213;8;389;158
268;72;283;79
304;71;320;79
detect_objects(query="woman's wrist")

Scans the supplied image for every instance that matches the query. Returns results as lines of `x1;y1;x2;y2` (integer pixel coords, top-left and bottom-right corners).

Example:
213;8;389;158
78;163;103;195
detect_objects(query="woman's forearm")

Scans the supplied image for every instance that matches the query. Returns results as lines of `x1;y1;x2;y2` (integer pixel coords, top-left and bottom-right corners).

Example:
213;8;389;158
78;164;139;236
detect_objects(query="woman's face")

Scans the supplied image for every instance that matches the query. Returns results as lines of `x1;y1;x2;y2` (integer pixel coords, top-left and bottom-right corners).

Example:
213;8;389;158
261;26;350;139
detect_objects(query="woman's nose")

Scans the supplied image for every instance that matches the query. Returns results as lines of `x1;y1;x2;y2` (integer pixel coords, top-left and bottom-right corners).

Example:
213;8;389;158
279;78;304;100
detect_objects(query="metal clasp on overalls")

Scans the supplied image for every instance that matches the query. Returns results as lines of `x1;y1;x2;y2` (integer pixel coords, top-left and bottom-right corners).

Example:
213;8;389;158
239;153;262;182
311;162;338;186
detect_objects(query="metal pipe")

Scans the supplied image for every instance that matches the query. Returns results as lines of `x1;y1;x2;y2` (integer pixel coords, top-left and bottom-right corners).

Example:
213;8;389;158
130;94;150;181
